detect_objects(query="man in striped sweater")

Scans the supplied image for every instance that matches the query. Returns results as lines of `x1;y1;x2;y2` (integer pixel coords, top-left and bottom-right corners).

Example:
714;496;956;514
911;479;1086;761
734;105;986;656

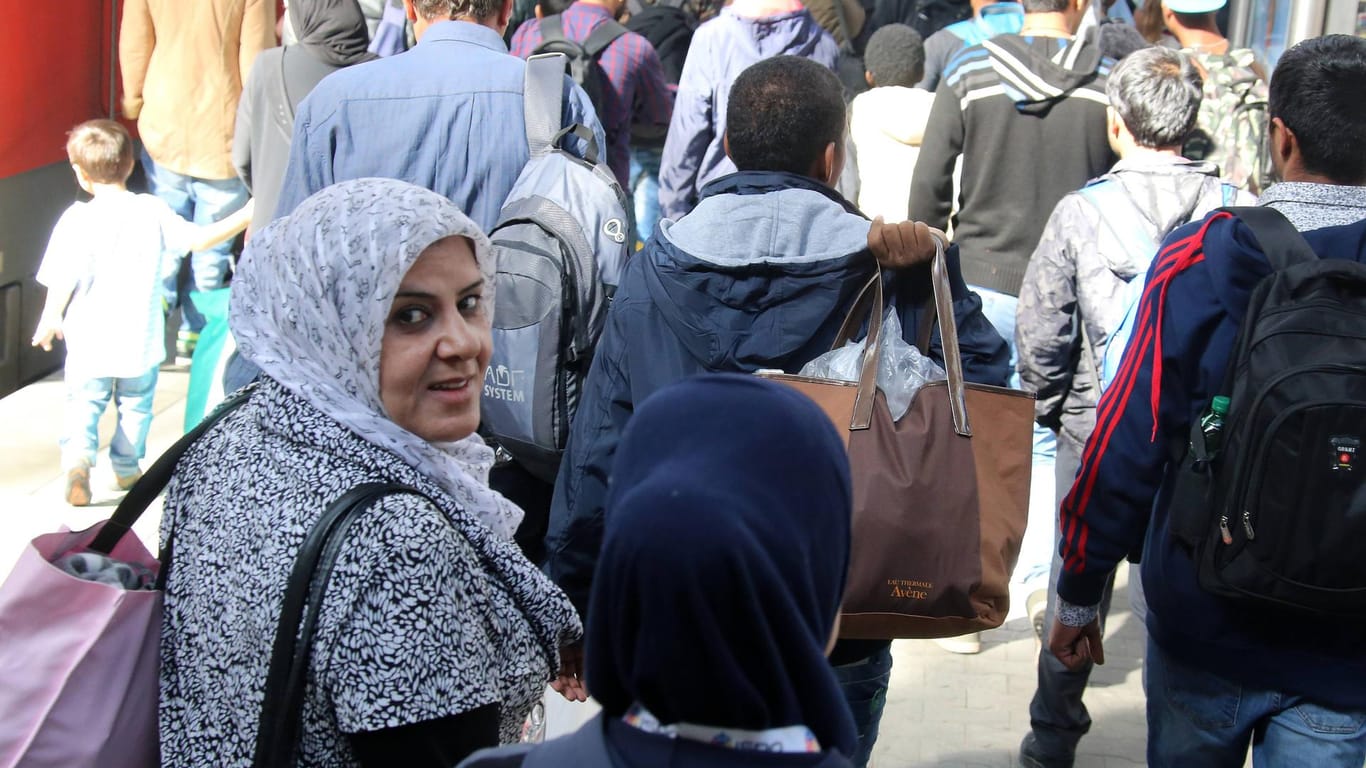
907;0;1116;656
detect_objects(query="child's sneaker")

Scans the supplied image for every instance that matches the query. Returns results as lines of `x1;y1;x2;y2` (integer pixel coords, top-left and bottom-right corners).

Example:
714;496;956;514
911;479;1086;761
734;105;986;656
114;470;143;491
65;463;92;507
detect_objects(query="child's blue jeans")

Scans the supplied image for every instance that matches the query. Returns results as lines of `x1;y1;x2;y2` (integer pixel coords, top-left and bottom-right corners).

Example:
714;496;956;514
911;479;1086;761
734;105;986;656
62;366;160;476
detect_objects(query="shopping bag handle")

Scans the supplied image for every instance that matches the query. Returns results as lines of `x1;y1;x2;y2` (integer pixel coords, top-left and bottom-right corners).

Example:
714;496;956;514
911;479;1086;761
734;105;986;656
830;236;971;436
832;269;886;430
88;385;257;555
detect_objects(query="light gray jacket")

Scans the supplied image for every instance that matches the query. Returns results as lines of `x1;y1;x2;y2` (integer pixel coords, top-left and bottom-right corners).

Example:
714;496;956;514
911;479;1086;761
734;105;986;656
1015;156;1243;452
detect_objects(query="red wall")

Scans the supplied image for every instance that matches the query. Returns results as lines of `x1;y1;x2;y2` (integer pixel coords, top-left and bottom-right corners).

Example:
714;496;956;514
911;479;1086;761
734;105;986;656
0;1;118;179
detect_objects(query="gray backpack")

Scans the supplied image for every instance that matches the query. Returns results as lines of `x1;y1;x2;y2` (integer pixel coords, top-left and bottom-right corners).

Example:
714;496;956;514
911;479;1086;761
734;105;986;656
483;53;631;482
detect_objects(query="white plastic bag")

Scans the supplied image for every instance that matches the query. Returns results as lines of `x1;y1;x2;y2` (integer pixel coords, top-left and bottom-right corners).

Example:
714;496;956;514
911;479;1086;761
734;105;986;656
799;310;945;421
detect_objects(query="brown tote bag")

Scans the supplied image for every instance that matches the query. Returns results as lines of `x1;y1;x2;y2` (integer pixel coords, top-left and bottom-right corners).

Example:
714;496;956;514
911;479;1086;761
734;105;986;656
759;244;1034;639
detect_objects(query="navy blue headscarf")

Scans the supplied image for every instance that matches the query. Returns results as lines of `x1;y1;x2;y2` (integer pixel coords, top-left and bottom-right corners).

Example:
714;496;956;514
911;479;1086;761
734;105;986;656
585;374;857;758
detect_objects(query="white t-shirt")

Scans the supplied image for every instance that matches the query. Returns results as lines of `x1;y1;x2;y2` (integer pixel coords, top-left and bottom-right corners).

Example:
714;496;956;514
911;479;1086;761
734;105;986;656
36;191;198;379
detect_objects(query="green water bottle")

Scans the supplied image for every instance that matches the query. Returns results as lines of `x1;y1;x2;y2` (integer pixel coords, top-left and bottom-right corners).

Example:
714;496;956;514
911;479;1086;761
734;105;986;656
1200;396;1231;455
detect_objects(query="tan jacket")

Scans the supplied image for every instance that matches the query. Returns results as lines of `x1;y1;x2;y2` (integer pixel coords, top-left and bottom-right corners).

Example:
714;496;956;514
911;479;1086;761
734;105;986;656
120;0;275;180
801;0;865;47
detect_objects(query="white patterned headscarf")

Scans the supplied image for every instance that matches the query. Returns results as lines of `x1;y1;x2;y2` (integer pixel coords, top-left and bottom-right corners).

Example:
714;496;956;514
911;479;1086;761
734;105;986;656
230;178;523;540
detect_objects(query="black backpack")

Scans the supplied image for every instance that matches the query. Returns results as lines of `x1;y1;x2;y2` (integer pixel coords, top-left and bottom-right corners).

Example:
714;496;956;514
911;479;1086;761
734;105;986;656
625;4;696;85
1167;206;1366;616
533;15;629;119
871;0;972;39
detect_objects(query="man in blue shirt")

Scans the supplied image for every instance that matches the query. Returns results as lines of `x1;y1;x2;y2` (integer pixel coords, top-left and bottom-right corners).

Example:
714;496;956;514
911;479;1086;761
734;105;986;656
274;0;606;232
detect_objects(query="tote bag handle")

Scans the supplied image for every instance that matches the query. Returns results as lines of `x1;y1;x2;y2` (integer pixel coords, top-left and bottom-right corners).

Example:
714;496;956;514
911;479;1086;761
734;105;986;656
830;237;971;436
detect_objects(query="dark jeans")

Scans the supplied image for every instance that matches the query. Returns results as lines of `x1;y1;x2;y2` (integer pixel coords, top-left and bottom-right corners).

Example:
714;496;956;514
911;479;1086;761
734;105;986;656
831;640;893;767
1023;437;1131;766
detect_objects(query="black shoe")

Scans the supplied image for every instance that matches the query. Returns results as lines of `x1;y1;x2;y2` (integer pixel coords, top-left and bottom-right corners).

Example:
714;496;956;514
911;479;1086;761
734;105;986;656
1018;733;1075;768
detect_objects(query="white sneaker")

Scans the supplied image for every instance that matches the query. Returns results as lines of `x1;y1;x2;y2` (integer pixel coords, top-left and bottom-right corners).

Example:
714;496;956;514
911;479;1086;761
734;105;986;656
933;633;982;655
1027;589;1048;641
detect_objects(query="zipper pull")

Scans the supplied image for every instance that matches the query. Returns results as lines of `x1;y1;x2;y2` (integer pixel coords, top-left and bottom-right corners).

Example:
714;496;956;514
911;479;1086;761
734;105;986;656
1242;510;1256;541
1219;515;1233;545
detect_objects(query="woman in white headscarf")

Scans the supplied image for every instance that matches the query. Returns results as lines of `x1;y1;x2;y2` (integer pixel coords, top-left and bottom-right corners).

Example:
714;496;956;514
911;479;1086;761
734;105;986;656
158;178;581;767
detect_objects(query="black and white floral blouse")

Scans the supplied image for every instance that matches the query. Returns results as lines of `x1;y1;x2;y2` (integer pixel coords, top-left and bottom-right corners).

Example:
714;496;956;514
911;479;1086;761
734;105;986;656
158;379;580;767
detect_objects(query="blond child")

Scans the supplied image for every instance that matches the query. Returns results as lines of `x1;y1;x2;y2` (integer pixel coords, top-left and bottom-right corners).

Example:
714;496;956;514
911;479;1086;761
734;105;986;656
32;119;252;505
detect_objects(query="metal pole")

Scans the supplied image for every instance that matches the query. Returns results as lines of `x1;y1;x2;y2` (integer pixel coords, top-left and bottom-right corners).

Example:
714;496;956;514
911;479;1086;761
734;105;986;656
1227;0;1253;48
109;0;120;118
1287;0;1327;46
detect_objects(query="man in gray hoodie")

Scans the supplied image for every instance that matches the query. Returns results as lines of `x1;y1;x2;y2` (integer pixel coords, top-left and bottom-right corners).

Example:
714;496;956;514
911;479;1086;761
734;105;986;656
1012;46;1250;768
907;0;1117;655
657;0;838;219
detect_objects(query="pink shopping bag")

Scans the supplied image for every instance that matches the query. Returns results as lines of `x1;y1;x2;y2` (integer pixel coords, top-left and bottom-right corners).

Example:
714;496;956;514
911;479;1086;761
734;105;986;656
0;522;161;768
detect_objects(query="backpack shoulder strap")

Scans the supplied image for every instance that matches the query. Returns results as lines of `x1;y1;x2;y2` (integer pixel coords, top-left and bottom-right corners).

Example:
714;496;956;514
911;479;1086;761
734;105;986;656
539;14;570;45
1078;179;1158;268
583;19;629;56
524;53;567;156
1220;206;1318;271
1221;182;1239;206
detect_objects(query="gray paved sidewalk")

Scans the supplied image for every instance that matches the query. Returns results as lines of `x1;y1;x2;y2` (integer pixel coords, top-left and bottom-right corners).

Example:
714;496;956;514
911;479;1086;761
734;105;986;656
0;368;1151;767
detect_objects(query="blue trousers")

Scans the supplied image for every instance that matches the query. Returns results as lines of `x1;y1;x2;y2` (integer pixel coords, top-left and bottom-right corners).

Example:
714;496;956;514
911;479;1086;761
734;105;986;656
831;641;893;767
1147;640;1366;766
973;285;1058;590
62;366;159;475
140;149;246;333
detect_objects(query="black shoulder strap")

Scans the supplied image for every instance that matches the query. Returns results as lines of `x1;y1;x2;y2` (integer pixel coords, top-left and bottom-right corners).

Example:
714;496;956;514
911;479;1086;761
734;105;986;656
1220;206;1318;272
583;19;629;56
539;14;570;45
89;385;256;555
252;482;431;768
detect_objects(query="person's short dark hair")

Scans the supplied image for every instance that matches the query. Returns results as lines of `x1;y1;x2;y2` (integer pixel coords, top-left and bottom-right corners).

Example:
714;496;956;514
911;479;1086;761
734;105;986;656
1269;34;1366;185
66;119;135;185
1022;0;1071;14
537;0;575;15
725;56;846;176
1098;20;1150;61
1105;46;1202;148
413;0;503;21
864;24;925;88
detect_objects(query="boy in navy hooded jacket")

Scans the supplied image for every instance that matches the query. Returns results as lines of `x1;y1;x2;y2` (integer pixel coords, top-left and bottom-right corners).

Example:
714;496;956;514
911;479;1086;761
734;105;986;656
545;54;1010;766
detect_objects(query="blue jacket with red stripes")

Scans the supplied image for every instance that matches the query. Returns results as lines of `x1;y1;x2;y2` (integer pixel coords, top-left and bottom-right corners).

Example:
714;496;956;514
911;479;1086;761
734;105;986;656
1057;210;1366;709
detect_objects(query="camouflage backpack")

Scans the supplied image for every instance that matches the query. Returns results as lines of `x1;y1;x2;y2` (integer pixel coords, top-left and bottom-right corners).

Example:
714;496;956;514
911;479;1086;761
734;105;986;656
1182;48;1271;196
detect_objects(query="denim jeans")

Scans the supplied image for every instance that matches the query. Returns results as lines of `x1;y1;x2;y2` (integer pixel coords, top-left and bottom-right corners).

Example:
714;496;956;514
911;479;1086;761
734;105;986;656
62;366;159;476
831;641;893;767
629;146;662;248
1146;641;1366;767
973;285;1057;590
140;149;247;333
